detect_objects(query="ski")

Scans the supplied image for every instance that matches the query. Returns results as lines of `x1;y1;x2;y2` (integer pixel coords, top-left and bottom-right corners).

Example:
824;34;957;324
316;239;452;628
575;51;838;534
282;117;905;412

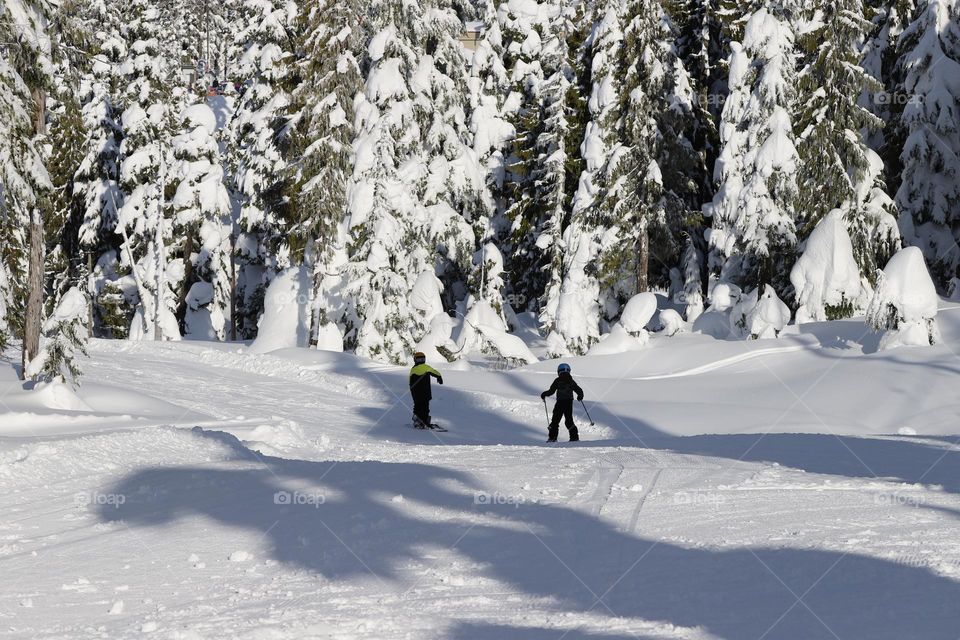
411;421;448;432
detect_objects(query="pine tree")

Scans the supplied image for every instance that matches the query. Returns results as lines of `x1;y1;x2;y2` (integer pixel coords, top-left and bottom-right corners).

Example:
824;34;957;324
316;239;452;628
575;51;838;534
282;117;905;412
114;0;179;340
0;0;54;358
706;4;800;297
891;0;960;286
795;1;899;286
535;15;573;343
171;100;233;339
227;0;297;338
342;0;425;362
498;0;555;313
550;0;625;353
417;0;489;310
288;0;363;345
596;0;705;305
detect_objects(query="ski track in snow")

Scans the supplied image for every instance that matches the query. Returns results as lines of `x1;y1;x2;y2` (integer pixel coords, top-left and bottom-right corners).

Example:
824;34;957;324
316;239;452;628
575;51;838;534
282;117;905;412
1;338;960;639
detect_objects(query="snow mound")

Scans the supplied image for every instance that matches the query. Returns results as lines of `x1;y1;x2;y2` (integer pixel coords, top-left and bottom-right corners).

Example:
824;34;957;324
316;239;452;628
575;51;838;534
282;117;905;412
458;301;537;366
791;210;867;322
249;267;312;354
621;293;658;334
730;285;791;339
867;247;940;349
32;380;93;411
658;309;686;336
181;103;217;134
588;323;649;355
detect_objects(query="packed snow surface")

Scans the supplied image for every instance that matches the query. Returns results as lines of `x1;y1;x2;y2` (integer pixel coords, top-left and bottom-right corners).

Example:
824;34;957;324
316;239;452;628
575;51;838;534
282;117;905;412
2;305;960;638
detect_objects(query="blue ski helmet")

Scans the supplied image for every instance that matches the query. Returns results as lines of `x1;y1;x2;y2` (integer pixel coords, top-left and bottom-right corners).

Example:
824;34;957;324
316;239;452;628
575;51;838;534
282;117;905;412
557;363;571;374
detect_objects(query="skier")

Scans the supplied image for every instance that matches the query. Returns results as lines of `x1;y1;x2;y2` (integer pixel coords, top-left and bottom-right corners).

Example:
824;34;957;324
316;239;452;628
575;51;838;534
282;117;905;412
540;363;583;442
409;351;443;429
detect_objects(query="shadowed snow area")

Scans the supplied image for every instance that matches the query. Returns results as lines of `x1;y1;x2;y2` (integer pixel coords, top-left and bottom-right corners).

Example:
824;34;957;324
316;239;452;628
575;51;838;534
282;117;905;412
1;307;959;638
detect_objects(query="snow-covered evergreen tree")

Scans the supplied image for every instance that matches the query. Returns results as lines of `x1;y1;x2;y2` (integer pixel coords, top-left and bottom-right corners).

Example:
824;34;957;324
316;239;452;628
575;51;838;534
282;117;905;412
596;0;705;302
171;102;232;339
227;0;297;338
549;0;625;353
114;0;180;340
795;0;899;288
892;0;960;286
0;0;54;349
289;0;363;345
27;287;89;385
706;5;800;297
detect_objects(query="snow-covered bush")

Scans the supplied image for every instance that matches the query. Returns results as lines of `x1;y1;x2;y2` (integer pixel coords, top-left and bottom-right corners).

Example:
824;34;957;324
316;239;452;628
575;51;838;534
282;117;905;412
691;283;741;339
730;285;791;340
26;288;89;387
790;210;869;323
588;323;650;356
620;293;658;335
457;300;537;367
866;247;940;349
658;309;686;337
249;267;312;354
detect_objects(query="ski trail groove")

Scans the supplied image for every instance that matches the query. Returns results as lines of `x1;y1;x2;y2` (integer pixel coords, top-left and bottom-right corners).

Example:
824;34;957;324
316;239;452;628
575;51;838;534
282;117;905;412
629;345;809;380
627;468;662;534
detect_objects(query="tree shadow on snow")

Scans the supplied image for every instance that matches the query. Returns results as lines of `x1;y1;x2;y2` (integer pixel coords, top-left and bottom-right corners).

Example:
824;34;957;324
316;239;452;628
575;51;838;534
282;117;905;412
319;356;594;446
99;453;960;640
601;412;960;498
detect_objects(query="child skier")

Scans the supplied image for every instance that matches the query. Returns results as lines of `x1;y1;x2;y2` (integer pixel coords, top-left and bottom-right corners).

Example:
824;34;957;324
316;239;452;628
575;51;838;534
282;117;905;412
409;352;443;429
540;363;583;442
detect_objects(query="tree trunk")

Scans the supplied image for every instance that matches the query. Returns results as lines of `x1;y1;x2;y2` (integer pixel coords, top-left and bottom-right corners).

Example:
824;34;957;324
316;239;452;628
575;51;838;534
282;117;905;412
21;88;46;380
178;229;195;332
636;226;649;294
230;232;237;342
21;210;44;380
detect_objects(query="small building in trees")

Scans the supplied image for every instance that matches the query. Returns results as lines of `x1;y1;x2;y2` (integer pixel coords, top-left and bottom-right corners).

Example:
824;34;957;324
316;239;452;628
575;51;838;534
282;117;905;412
459;21;484;51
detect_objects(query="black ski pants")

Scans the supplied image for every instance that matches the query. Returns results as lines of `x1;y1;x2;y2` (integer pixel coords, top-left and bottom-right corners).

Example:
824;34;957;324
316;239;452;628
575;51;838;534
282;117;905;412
413;397;431;427
549;398;578;441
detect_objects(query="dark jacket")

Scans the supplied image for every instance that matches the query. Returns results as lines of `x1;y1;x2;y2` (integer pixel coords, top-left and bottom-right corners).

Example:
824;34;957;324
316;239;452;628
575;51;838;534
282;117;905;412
542;372;583;402
409;363;443;403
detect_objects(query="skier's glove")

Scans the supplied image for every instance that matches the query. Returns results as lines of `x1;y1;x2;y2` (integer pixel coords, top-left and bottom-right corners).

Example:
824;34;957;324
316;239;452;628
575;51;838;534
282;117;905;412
577;395;584;402
438;377;444;385
540;392;547;399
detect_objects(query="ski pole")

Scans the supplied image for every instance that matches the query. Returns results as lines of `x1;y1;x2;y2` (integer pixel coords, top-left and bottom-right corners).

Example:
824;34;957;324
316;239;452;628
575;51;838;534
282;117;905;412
580;399;595;426
543;398;550;424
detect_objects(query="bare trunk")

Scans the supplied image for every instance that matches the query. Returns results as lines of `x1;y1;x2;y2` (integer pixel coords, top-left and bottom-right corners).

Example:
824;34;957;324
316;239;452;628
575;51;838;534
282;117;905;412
87;253;95;333
21;211;44;379
230;232;237;342
21;89;46;380
178;229;195;330
636;226;649;295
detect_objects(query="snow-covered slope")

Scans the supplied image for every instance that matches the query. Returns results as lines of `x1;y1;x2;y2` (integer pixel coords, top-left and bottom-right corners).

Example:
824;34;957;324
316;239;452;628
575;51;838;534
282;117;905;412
2;309;960;638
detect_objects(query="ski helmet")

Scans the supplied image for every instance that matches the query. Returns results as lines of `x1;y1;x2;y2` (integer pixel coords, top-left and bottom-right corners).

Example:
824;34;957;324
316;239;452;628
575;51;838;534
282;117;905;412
557;363;571;374
413;351;426;365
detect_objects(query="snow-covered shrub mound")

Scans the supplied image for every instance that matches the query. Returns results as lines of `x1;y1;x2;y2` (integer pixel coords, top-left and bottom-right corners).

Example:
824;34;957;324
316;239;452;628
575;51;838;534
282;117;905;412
32;380;93;411
691;283;742;339
587;323;649;355
658;309;686;336
620;292;658;334
587;293;659;354
26;286;90;385
866;246;940;350
249;267;312;354
790;210;868;322
730;285;791;339
315;322;344;352
180;103;217;134
415;314;456;363
457;300;537;366
410;271;456;363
